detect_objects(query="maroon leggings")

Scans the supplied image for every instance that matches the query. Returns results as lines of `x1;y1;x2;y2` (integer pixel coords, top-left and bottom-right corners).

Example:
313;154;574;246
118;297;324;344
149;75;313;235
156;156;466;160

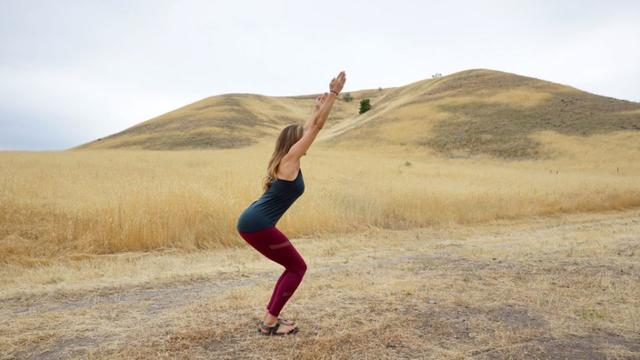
238;226;307;317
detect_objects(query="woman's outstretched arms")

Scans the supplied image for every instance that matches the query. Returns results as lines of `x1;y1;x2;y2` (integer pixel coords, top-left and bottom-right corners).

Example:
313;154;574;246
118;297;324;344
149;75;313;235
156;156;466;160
303;93;327;131
291;71;346;159
303;71;346;131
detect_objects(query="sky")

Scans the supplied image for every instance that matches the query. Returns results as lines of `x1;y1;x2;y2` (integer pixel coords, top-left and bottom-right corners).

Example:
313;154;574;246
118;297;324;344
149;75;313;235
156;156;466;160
1;0;639;150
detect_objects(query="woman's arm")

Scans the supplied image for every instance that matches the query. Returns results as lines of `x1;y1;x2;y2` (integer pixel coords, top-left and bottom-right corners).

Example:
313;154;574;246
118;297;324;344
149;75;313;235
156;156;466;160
289;71;346;158
303;71;346;130
303;93;329;131
311;92;338;129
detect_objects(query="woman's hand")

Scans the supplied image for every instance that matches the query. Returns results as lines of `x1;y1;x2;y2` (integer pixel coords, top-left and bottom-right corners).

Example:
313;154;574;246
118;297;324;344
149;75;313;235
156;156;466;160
330;71;346;95
315;92;329;111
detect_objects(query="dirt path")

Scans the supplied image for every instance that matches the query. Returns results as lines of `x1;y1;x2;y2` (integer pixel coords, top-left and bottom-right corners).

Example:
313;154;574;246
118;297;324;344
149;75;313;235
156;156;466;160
2;209;640;359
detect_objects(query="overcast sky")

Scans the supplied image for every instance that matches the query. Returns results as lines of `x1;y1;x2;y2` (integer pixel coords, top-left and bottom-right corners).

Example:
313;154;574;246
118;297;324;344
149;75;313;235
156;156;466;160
1;0;639;150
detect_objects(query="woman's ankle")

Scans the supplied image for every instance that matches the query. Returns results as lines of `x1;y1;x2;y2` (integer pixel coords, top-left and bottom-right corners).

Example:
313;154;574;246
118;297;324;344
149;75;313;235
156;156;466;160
263;311;278;325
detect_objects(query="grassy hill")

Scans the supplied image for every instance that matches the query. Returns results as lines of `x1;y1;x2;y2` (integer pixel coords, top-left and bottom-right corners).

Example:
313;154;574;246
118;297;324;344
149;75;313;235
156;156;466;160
320;69;640;158
71;90;378;151
73;69;640;159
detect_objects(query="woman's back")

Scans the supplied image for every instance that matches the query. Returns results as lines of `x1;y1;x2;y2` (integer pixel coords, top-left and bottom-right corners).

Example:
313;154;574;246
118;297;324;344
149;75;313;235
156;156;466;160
236;168;305;233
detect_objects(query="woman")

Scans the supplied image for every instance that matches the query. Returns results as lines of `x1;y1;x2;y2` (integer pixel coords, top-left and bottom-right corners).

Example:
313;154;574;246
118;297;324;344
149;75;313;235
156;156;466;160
236;70;347;336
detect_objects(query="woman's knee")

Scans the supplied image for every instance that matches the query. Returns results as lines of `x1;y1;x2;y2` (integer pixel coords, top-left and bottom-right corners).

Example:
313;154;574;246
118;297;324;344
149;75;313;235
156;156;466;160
290;259;307;276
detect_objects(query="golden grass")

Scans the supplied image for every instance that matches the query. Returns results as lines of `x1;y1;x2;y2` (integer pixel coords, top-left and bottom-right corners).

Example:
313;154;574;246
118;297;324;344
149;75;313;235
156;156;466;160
1;209;638;358
2;129;640;265
3;68;640;358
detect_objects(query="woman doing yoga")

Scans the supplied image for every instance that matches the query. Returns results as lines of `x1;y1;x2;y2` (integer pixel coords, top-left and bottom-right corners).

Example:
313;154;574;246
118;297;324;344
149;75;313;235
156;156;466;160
236;70;346;336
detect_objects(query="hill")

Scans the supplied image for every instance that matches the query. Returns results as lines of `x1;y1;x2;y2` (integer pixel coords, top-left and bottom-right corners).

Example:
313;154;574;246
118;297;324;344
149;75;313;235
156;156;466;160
319;69;640;158
71;89;377;151
73;69;640;159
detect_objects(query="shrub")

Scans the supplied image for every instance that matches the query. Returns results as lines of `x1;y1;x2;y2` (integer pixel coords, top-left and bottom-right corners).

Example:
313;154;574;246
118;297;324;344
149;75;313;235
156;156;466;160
359;99;371;114
342;92;353;102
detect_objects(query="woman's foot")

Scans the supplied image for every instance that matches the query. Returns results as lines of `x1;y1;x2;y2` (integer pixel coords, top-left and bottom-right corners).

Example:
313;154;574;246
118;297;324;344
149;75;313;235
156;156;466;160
277;317;296;326
263;310;296;325
258;320;298;335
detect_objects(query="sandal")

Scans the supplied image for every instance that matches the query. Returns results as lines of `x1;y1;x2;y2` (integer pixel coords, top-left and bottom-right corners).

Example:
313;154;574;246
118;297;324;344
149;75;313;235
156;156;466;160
257;320;299;336
255;317;296;326
277;317;296;325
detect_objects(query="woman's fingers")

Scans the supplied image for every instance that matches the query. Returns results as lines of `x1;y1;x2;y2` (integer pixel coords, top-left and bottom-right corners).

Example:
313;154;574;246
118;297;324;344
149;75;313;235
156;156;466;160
335;71;346;88
316;93;328;107
315;94;325;109
329;71;346;93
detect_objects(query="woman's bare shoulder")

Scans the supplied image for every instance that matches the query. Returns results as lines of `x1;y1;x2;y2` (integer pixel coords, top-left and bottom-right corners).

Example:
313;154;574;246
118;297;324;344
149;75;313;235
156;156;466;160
276;157;301;181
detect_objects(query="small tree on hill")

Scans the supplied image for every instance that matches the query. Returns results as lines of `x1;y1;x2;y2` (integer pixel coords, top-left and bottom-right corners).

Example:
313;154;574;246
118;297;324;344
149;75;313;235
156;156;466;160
359;99;371;114
342;92;353;102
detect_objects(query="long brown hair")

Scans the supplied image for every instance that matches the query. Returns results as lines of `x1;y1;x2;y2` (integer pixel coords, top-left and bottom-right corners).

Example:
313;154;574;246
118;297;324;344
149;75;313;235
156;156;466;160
262;124;304;192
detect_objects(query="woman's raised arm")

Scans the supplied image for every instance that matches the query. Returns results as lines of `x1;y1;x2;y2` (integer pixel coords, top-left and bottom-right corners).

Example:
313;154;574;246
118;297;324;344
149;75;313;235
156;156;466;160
303;71;346;131
290;71;346;159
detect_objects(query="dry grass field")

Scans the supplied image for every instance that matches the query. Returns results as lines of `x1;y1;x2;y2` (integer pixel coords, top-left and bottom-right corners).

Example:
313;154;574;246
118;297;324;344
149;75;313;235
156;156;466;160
2;132;640;358
3;129;640;264
2;68;640;358
1;208;639;359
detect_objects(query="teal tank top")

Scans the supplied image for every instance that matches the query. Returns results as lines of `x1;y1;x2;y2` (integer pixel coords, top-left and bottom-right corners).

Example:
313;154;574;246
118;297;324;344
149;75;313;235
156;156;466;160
236;168;305;232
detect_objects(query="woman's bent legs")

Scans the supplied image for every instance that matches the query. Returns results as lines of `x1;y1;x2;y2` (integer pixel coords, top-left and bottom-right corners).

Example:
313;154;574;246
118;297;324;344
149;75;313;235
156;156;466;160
239;226;307;317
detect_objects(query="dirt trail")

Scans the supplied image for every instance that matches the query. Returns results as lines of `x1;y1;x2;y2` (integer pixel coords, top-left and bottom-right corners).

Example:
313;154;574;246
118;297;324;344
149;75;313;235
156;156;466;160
2;209;640;359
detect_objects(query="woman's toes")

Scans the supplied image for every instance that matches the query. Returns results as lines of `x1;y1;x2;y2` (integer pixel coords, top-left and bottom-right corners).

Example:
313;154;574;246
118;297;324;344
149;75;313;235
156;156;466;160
277;323;297;334
278;318;295;325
